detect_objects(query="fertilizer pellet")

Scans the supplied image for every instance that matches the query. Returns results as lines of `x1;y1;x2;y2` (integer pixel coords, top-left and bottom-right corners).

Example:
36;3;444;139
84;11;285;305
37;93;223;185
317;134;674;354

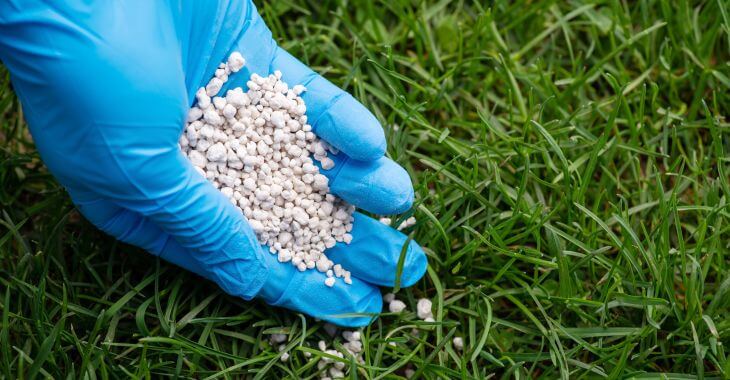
305;328;367;379
270;333;287;344
280;351;290;362
416;298;433;320
388;300;406;313
342;331;360;342
329;367;345;378
180;52;355;287
453;336;464;351
278;344;290;362
343;340;362;353
379;216;416;231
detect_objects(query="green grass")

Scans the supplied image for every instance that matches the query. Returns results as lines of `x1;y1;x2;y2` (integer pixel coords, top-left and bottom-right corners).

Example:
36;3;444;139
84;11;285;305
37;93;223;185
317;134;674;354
1;0;729;378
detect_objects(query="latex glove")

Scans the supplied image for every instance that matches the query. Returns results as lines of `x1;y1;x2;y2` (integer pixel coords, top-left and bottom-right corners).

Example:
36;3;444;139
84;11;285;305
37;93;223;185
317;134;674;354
0;0;427;326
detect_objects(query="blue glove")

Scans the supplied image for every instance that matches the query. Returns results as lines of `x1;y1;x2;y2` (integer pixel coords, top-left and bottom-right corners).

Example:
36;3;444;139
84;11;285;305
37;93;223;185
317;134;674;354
0;0;427;326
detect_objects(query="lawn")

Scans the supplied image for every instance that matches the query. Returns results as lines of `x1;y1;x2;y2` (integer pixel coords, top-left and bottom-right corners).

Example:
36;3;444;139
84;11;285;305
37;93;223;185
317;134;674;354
1;0;729;378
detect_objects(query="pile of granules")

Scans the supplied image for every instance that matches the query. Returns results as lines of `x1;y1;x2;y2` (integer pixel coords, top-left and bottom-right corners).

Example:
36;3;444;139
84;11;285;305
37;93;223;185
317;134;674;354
180;52;354;286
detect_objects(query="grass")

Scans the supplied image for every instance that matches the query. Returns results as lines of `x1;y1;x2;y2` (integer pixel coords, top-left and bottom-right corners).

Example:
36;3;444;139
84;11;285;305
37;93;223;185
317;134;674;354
1;0;729;378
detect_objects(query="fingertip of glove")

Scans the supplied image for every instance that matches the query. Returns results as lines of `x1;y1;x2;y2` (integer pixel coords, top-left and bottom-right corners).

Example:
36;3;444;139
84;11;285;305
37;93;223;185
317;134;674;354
368;161;415;215
389;185;415;215
321;95;386;162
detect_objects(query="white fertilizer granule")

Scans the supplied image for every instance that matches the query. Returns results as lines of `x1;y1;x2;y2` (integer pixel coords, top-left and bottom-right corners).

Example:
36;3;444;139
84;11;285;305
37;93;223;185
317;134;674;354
416;298;433;320
452;336;464;351
180;52;355;286
388;299;406;313
269;333;287;344
311;329;365;378
378;216;416;231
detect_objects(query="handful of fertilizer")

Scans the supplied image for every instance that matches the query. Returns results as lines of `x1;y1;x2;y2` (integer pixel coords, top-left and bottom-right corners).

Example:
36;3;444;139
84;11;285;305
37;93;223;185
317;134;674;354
180;52;354;287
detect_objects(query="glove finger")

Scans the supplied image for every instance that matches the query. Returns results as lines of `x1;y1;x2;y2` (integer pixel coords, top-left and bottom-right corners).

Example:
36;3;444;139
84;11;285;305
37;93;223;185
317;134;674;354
73;197;268;300
257;246;382;327
317;152;414;215
325;212;427;288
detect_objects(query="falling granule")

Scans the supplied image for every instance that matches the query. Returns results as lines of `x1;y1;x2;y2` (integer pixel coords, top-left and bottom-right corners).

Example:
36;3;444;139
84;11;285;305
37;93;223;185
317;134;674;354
180;52;355;287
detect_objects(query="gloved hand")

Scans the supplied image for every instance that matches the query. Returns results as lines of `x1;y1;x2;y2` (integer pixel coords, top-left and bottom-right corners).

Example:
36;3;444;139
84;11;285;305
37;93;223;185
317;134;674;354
0;0;427;326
